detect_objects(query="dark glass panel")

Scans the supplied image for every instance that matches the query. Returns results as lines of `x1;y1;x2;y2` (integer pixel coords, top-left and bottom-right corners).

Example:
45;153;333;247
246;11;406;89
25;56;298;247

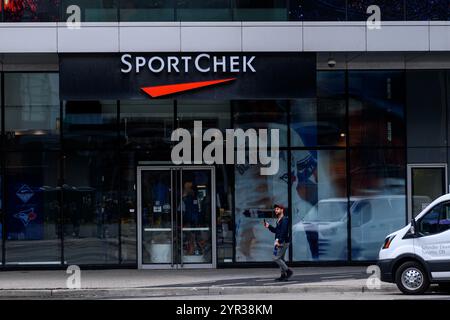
298;0;347;21
120;0;174;21
176;0;232;21
63;100;117;150
63;150;120;265
5;152;61;265
234;0;288;21
349;71;405;147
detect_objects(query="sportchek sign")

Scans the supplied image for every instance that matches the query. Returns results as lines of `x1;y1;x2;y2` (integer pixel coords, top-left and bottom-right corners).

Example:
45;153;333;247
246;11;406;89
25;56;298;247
59;53;316;100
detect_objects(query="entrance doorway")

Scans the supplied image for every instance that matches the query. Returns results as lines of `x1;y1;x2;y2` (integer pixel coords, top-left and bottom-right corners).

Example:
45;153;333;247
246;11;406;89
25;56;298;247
137;166;216;269
407;164;448;219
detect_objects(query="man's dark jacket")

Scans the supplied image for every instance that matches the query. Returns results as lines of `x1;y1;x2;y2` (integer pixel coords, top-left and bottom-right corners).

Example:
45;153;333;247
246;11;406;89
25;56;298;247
268;216;290;244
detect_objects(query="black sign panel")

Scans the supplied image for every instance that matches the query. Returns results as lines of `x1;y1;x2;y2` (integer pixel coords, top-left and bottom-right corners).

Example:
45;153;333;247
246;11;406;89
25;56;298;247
59;53;316;100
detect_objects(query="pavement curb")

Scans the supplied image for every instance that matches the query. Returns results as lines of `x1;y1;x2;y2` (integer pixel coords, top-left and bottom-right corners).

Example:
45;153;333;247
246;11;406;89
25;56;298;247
0;285;400;299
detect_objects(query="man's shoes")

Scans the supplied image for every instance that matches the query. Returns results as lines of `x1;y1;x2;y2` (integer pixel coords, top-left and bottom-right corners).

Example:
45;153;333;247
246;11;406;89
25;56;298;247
275;274;287;281
286;269;293;279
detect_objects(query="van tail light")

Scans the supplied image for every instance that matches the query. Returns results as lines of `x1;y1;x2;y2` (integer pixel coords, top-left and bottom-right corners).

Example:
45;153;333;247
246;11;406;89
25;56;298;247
382;235;396;249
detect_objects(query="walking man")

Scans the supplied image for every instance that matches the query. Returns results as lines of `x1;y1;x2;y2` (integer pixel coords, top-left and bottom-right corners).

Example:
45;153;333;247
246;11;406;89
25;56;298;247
263;204;293;281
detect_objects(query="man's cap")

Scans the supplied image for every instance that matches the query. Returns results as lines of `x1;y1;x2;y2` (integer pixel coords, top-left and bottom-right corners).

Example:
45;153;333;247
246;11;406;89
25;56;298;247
274;204;285;210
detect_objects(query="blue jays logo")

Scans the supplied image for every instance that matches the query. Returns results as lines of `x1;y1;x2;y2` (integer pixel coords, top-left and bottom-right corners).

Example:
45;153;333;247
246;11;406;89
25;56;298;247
14;208;37;227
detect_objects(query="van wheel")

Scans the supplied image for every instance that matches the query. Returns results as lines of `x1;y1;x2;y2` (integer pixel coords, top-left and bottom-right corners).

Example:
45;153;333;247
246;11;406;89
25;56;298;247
395;261;430;295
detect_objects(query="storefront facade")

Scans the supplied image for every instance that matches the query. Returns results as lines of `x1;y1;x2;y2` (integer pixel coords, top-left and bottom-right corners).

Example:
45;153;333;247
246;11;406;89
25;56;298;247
1;1;450;269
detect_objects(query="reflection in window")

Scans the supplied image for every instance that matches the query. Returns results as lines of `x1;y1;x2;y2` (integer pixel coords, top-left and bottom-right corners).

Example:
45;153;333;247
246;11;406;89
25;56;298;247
235;153;288;262
350;148;406;260
60;0;118;22
291;71;346;147
120;0;174;21
349;71;405;147
234;0;287;21
234;100;288;147
63;100;117;150
120;100;173;152
5;152;61;265
5;73;60;150
63;150;120;264
4;0;60;22
292;150;347;261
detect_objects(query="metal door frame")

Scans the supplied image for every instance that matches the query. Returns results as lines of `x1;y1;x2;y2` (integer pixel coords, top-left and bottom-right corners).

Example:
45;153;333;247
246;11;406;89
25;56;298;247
407;163;448;221
137;165;216;269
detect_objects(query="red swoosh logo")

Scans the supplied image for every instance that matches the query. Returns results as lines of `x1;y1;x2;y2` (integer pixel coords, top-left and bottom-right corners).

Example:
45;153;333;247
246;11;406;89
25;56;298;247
141;78;236;98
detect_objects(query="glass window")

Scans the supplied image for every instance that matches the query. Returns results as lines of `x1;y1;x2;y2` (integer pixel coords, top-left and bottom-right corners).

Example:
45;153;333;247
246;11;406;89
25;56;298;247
5;152;61;265
418;202;450;235
120;0;174;21
178;100;231;133
63;150;120;265
63;100;117;150
347;0;405;21
349;71;405;147
177;100;232;154
419;205;441;235
4;0;60;22
120;100;173;153
350;148;406;260
120;152;136;264
5;73;60;150
406;0;429;20
61;0;118;22
234;151;288;262
234;0;287;21
407;71;446;148
291;71;346;148
439;203;450;233
176;0;232;21
429;0;449;20
233;100;288;148
297;0;346;21
292;150;347;261
216;165;234;264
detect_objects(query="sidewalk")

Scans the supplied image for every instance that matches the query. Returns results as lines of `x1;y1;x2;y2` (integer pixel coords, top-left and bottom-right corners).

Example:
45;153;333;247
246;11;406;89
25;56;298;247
0;266;399;299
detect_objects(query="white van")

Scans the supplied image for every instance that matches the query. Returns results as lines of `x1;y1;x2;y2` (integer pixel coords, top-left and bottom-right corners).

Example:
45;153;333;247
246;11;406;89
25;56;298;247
378;193;450;294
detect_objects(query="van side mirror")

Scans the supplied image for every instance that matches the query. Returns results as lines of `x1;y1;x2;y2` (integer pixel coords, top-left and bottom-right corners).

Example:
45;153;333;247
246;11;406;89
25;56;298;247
410;218;417;235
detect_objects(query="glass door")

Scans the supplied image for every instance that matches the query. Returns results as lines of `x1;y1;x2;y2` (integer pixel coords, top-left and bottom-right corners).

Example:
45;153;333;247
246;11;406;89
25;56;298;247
137;166;215;269
408;164;448;219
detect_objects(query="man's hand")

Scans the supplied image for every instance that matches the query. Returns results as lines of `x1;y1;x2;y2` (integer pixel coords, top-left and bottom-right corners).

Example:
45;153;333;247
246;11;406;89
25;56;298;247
274;240;281;248
263;221;269;228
